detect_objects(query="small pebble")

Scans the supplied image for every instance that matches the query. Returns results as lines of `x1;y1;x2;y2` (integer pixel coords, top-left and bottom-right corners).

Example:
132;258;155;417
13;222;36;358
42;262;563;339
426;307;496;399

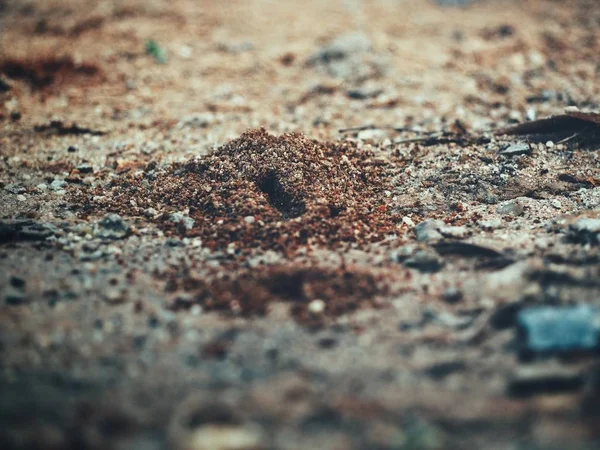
170;212;195;230
479;218;502;230
499;142;531;156
404;250;444;273
308;299;326;314
497;201;524;216
93;213;131;240
438;225;469;239
414;219;444;242
50;179;67;191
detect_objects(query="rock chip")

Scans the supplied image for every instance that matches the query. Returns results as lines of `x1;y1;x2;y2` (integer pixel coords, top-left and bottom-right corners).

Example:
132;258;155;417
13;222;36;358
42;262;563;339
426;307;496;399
50;179;67;191
517;304;600;358
478;218;502;230
404;250;443;273
307;32;371;66
92;213;131;240
497;201;524;216
499;142;531;156
306;32;385;80
414;219;444;242
169;212;196;230
438;225;469;239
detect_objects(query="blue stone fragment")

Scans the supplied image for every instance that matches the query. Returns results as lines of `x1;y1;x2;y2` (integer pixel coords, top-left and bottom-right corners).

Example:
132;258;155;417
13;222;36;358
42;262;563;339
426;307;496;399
517;305;600;355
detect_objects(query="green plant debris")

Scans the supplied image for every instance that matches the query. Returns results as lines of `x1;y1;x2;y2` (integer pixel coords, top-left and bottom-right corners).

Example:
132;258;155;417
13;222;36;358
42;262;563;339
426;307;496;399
145;39;167;64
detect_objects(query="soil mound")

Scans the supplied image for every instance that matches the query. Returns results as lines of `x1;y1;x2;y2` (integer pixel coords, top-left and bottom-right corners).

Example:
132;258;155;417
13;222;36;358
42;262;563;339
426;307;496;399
76;128;396;251
166;263;391;324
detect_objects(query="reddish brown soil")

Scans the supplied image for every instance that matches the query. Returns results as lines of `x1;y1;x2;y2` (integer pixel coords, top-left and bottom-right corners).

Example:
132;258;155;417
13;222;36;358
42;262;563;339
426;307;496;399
72;128;397;252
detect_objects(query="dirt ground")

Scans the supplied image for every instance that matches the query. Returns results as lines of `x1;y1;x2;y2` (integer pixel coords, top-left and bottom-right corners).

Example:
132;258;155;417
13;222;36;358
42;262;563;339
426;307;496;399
1;0;600;449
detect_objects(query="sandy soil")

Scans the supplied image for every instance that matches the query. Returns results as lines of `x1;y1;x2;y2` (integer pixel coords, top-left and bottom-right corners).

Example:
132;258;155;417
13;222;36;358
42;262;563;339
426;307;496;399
1;0;600;449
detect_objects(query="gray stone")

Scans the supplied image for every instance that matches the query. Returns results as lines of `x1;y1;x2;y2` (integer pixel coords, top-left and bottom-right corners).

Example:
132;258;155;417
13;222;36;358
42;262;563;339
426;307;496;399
423;307;473;329
92;213;131;240
390;245;416;263
438;225;469;239
497;201;524;216
307;32;371;66
4;183;26;194
499;142;531;156
404;250;443;273
478;218;502;230
217;40;255;54
50;179;67;191
169;212;196;230
306;32;385;80
179;113;215;129
347;87;383;100
414;219;444;242
517;304;600;357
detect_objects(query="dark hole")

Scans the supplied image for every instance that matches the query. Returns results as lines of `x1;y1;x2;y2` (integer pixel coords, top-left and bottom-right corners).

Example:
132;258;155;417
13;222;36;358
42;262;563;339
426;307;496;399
257;171;306;219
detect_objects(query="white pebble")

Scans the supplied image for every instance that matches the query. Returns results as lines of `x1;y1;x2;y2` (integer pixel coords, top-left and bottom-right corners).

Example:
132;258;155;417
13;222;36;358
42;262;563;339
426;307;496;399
550;199;562;209
308;299;325;314
546;141;554;148
244;216;255;224
179;45;193;59
402;216;415;227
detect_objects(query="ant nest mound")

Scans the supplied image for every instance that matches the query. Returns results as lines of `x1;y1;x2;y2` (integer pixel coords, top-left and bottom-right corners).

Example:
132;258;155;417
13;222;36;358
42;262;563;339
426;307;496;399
82;128;396;251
